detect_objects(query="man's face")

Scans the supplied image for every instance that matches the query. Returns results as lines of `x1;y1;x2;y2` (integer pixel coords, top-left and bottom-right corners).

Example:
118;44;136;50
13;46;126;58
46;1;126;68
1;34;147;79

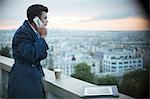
40;11;48;26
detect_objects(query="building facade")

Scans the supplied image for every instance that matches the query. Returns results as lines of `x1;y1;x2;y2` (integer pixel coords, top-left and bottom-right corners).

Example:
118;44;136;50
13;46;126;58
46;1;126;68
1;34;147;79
102;48;143;74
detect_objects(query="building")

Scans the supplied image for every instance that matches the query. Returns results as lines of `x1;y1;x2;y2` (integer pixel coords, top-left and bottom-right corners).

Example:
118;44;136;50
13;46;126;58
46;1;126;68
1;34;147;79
102;48;143;74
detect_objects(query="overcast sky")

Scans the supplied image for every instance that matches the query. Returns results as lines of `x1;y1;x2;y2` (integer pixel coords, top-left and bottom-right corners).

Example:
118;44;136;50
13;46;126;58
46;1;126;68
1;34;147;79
0;0;149;30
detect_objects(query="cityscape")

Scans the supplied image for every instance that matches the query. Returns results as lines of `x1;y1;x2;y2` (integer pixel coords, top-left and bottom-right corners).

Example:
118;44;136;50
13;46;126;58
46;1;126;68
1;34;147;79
0;29;149;78
0;0;149;98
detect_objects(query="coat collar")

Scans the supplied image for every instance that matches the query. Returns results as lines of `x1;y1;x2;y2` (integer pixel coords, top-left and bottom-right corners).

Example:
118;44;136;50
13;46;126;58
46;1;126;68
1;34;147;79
23;20;40;38
22;20;38;39
23;20;35;33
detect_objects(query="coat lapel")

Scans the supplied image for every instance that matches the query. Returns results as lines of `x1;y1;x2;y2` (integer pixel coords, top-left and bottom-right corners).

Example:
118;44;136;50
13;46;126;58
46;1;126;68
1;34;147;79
23;20;39;41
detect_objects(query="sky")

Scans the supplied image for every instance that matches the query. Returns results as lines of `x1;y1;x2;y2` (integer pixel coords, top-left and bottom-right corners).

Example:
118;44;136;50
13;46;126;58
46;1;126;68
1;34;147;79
0;0;149;30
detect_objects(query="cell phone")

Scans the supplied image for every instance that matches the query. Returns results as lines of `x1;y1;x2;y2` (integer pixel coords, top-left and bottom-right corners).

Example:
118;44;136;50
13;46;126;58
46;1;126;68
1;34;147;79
33;17;43;27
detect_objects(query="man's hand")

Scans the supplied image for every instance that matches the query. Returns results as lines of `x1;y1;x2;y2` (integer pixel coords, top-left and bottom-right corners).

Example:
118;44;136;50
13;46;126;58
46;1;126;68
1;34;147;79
38;27;47;39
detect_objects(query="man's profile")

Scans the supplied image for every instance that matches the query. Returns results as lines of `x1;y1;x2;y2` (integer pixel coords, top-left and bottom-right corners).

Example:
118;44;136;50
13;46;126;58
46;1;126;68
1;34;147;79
8;4;49;98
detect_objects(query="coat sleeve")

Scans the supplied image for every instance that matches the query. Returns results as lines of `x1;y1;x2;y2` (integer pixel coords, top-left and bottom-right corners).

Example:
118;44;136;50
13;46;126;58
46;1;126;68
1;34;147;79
15;31;49;63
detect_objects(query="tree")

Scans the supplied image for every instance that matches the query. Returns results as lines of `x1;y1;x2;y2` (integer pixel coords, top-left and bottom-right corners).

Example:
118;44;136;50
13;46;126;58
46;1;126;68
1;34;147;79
71;62;95;83
0;45;11;58
118;69;149;98
89;51;95;57
96;75;119;85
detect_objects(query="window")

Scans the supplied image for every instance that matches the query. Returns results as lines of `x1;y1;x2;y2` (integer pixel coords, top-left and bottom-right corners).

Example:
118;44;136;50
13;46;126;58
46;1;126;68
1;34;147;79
124;62;128;64
112;66;116;69
119;66;122;68
111;70;116;72
138;60;141;63
138;65;141;67
124;66;128;68
133;61;136;63
112;62;116;64
119;62;122;64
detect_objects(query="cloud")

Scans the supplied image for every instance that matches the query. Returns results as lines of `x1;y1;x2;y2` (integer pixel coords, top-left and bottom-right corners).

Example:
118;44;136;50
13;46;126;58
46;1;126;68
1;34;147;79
0;0;148;30
91;12;145;21
77;0;145;22
48;17;149;31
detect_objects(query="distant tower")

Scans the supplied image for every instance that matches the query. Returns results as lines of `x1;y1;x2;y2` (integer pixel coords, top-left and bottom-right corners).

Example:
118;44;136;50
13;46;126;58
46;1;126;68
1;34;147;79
71;54;76;75
92;63;95;73
72;54;76;61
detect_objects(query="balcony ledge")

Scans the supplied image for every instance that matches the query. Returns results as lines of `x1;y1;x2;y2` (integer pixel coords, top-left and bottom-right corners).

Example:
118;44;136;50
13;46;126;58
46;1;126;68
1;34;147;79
0;55;133;99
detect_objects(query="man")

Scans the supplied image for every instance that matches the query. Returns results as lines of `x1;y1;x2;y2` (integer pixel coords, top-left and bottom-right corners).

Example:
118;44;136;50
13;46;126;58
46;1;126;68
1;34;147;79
8;4;49;98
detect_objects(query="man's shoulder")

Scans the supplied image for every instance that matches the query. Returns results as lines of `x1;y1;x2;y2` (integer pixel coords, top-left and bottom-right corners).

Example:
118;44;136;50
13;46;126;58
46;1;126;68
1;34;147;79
17;23;30;33
15;21;33;36
14;26;28;37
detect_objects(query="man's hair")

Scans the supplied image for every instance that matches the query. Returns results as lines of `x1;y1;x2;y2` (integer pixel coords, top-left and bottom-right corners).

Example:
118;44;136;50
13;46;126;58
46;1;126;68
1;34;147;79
27;4;48;23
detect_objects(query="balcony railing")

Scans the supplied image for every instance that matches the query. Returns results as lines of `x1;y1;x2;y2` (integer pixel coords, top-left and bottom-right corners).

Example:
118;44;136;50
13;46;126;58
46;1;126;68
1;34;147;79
0;55;133;99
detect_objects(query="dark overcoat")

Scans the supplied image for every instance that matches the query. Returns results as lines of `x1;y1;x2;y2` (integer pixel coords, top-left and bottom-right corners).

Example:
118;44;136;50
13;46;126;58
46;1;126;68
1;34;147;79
8;20;49;98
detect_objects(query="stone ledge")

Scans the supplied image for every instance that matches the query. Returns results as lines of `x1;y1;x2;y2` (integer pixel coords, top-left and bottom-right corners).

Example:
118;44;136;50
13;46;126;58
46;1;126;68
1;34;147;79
0;55;133;99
